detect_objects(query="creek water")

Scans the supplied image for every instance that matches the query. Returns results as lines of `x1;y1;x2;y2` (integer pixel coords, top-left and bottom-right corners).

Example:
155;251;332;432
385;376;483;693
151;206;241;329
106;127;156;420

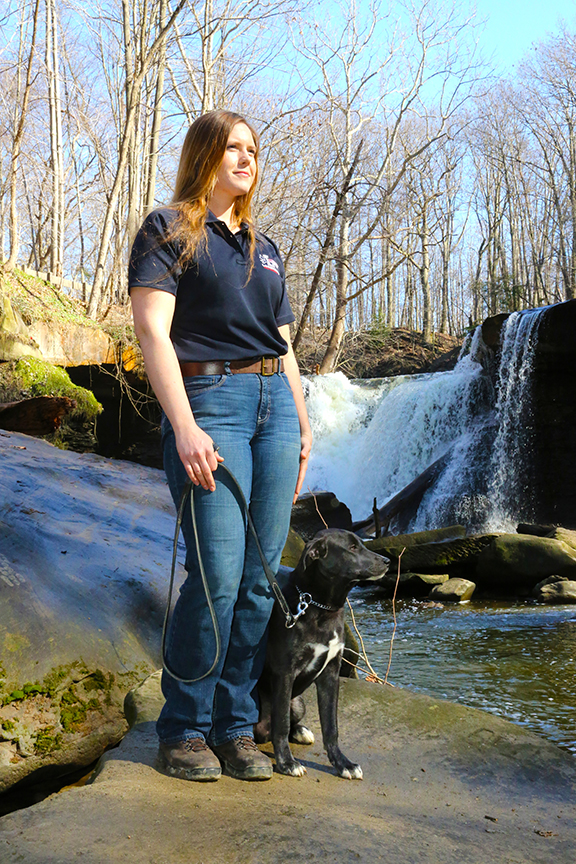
348;593;576;754
303;310;576;754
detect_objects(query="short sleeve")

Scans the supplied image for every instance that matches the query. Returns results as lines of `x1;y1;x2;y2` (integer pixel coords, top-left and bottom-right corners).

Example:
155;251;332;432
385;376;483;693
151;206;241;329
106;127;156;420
275;274;295;326
128;208;182;295
259;234;294;326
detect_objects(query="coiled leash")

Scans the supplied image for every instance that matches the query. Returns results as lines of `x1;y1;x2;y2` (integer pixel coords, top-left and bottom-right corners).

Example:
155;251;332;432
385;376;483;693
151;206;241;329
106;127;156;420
161;458;297;684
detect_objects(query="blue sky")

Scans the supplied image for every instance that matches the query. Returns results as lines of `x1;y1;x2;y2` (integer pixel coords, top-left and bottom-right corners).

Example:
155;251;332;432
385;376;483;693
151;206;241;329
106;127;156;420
475;0;576;68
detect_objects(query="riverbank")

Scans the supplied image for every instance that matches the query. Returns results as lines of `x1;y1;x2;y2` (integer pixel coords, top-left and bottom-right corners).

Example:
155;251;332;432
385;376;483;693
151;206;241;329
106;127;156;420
1;674;575;863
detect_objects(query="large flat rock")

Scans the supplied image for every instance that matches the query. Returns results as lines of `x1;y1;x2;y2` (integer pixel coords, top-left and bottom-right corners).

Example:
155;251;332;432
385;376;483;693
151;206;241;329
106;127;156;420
1;676;575;863
0;430;179;686
0;431;181;791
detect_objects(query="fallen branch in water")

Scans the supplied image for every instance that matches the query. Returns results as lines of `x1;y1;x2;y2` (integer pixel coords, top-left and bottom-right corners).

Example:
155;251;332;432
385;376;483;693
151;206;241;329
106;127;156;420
345;599;388;685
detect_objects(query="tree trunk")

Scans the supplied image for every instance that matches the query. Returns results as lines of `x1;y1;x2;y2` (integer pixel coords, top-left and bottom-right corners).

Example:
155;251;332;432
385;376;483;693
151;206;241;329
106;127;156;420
86;0;187;317
319;218;349;374
46;0;64;277
4;0;41;272
419;207;432;342
292;142;363;352
145;0;167;212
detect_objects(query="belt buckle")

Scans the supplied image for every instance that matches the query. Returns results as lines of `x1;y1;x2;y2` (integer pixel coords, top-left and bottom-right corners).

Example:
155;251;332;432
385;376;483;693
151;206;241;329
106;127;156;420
261;357;275;376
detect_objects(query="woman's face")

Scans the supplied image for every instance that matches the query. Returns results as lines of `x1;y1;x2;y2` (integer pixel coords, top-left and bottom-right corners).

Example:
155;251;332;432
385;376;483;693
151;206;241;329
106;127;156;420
213;123;257;201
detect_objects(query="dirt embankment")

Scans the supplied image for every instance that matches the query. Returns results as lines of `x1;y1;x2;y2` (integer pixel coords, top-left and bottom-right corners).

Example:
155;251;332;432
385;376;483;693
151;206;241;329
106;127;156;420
296;328;462;378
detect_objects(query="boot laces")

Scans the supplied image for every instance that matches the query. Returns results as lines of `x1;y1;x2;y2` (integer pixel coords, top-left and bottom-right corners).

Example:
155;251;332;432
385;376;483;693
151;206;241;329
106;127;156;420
234;736;258;751
184;738;209;753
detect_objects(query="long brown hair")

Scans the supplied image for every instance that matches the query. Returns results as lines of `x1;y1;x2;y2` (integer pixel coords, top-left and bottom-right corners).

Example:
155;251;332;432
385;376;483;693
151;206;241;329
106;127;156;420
170;110;260;265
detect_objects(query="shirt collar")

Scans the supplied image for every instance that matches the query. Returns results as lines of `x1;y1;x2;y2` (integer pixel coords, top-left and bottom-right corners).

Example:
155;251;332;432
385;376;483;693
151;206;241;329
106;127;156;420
206;209;249;234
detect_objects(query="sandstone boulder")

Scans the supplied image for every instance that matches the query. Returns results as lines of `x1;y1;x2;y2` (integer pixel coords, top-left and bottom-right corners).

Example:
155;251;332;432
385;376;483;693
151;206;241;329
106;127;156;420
377;571;450;598
429;578;476;602
0;431;179;792
366;532;497;573
532;575;576;604
476;534;576;592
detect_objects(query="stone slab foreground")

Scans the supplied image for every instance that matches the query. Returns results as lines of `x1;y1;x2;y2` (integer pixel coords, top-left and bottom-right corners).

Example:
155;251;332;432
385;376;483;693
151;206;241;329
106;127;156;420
1;676;575;863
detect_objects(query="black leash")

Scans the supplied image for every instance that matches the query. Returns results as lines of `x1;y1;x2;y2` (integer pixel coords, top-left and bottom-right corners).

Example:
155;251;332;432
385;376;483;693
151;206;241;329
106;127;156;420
162;459;297;684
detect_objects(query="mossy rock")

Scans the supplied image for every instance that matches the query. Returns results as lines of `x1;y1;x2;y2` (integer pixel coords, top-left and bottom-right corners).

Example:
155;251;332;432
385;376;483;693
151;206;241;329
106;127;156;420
0;356;101;419
0;661;127;792
365;533;497;573
280;528;306;568
365;525;466;556
476;534;576;591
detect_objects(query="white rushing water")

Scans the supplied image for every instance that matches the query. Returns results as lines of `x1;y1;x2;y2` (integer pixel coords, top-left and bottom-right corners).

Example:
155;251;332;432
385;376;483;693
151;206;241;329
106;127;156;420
484;309;545;531
304;312;546;531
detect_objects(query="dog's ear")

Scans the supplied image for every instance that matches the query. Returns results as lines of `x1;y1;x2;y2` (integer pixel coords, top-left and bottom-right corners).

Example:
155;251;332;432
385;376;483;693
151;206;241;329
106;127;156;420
302;535;328;570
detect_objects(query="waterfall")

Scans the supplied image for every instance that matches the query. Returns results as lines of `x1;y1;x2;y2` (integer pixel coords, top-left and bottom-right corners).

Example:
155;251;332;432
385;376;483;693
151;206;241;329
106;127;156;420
484;308;546;530
304;309;546;532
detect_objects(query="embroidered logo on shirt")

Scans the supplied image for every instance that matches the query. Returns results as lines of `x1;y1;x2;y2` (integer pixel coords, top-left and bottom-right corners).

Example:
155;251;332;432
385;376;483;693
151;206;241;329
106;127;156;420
259;253;280;275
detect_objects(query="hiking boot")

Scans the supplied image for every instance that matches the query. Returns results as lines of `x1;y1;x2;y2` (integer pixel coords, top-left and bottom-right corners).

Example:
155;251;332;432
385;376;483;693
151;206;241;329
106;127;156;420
158;737;221;781
213;735;273;780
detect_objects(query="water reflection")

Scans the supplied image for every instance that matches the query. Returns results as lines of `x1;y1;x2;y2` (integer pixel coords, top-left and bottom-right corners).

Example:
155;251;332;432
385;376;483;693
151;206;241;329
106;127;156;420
349;593;576;754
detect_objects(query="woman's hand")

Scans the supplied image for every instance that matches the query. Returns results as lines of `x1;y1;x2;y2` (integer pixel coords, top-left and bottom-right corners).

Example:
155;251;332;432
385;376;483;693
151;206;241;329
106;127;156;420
293;429;313;503
176;424;225;492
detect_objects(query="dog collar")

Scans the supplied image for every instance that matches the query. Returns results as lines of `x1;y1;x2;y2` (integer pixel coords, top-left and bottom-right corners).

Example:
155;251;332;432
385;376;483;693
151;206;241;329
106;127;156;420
292;585;339;617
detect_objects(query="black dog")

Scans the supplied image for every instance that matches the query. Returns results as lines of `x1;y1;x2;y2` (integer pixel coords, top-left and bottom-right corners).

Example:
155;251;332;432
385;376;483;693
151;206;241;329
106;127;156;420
255;529;389;779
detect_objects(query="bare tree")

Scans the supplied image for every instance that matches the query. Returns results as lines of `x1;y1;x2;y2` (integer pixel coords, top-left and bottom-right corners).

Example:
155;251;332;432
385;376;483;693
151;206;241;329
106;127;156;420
85;0;188;317
2;0;41;272
293;0;482;370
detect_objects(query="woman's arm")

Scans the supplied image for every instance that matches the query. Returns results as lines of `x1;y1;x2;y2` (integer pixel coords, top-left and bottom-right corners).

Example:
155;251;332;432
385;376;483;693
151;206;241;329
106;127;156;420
278;324;313;503
130;286;223;491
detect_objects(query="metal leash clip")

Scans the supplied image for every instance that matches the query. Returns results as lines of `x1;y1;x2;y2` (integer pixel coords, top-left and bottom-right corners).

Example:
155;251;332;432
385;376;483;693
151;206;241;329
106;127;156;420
286;591;312;628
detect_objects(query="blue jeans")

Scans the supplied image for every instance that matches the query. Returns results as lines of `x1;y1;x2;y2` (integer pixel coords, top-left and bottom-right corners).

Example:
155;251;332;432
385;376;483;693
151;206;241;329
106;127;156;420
157;371;301;746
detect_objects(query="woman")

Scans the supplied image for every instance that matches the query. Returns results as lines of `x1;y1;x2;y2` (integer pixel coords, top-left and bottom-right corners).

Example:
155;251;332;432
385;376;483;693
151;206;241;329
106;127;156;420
129;110;312;782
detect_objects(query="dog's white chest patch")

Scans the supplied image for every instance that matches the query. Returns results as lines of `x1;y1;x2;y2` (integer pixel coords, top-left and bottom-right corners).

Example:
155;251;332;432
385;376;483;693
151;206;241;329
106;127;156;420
304;633;344;675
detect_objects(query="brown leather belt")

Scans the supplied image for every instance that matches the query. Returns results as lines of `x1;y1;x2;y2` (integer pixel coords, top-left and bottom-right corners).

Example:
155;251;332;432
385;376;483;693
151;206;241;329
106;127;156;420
180;357;284;377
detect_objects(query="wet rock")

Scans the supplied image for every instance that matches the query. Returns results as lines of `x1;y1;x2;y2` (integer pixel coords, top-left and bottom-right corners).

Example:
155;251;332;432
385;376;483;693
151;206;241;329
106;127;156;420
429;578;476;602
517;525;576;552
530;299;576;528
0;431;180;791
476;534;576;592
366;532;497;573
378;571;450;598
532;575;576;604
365;525;466;552
517;523;558;538
481;312;511;349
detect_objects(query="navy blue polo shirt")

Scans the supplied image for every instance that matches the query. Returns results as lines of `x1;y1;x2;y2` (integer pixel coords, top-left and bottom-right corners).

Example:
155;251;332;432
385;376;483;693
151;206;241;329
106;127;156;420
128;207;294;362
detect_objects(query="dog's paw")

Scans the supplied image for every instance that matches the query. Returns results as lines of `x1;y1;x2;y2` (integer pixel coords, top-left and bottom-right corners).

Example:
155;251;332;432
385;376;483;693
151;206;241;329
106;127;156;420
290;724;315;745
276;761;307;777
339;763;363;780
